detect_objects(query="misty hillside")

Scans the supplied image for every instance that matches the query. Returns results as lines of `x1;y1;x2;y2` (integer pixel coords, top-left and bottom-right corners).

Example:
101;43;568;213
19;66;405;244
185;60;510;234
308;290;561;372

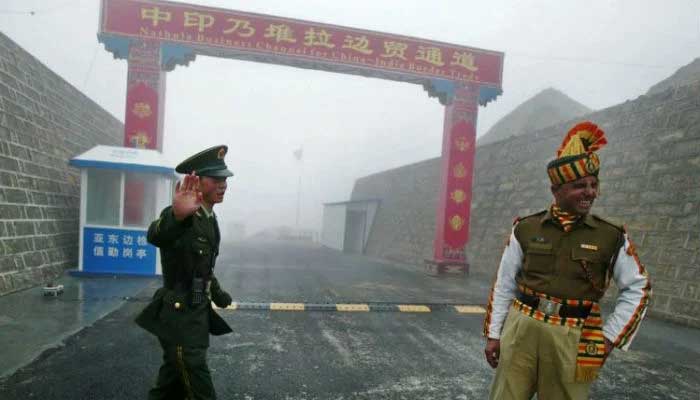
647;57;700;95
478;88;591;146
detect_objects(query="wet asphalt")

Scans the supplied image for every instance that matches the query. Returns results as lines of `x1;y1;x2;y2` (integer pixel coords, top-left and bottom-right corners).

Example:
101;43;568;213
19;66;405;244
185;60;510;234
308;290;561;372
0;240;699;399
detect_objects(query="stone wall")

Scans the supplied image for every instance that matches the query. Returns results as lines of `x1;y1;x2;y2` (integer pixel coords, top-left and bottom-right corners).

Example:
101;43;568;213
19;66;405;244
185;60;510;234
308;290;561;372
352;81;700;327
0;33;123;295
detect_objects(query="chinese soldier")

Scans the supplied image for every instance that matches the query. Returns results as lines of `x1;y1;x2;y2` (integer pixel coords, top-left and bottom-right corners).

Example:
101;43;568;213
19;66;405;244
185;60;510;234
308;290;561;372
136;145;234;400
483;122;652;399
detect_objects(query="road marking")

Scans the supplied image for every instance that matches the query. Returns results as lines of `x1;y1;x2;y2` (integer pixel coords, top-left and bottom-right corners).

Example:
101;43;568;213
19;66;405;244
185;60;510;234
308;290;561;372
336;304;370;312
270;303;305;311
454;305;486;314
213;301;487;314
397;305;431;313
211;302;238;310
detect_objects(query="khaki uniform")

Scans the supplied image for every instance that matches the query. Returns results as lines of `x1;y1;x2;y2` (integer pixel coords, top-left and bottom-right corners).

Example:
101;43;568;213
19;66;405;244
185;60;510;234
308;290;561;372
489;210;623;400
485;121;651;400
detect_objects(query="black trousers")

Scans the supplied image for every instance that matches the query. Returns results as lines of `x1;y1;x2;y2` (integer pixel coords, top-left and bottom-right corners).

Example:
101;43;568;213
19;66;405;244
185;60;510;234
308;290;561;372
148;338;216;400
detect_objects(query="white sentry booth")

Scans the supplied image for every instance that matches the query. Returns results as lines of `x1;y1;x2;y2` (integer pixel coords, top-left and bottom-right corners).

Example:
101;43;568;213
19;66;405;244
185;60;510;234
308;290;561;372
69;146;175;276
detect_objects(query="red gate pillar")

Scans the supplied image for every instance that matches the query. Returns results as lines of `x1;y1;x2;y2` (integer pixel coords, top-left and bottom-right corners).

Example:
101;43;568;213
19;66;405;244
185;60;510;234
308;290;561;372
121;39;167;225
123;39;166;151
426;82;479;275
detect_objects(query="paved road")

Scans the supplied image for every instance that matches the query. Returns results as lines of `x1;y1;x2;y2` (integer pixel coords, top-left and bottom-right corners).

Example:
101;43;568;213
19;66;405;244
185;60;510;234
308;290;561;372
1;240;699;399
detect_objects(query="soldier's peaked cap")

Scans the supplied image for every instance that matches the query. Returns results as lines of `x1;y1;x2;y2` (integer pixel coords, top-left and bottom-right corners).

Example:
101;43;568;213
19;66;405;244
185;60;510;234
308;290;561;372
175;145;234;177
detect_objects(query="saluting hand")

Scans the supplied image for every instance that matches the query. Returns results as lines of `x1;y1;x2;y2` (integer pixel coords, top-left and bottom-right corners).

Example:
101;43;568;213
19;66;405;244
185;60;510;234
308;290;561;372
173;172;202;221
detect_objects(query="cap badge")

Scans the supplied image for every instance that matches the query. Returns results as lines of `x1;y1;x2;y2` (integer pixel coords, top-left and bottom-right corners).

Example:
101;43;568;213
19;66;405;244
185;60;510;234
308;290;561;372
585;157;596;173
217;147;226;159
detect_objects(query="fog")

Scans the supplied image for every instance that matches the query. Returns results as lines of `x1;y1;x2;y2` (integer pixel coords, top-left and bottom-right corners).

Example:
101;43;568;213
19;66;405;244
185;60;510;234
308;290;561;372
2;0;699;235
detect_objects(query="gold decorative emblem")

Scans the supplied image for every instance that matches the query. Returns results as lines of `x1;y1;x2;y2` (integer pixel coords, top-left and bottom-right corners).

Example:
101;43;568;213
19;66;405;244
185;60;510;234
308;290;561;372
449;215;465;231
455;136;470;152
585;342;598;356
129;131;151;148
585;154;598;173
217;147;226;159
132;102;152;118
450;189;467;204
453;163;467;179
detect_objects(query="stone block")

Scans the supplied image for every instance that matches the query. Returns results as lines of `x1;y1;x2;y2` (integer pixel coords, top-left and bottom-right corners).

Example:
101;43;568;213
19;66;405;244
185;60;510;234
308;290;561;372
2;237;32;253
669;297;700;317
0;204;22;219
647;264;678;280
684;282;699;300
650;294;670;311
4;188;27;203
0;155;19;171
25;206;42;219
676;266;700;281
33;221;53;235
0;170;16;186
30;191;48;205
684;232;700;250
0;70;17;89
12;221;34;236
668;216;699;231
0;255;18;273
643;278;677;296
0;274;8;295
22;251;44;268
658;248;696;267
642;231;687;249
32;236;52;250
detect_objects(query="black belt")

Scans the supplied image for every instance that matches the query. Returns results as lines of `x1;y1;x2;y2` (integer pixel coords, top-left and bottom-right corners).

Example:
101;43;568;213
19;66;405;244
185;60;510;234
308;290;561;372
517;291;592;319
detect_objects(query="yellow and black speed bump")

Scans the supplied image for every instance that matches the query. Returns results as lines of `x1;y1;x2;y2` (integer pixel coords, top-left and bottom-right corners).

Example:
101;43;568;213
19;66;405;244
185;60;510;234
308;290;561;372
213;301;486;314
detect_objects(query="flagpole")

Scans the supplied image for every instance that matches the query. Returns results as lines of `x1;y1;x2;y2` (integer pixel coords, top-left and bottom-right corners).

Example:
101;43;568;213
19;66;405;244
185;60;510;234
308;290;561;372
295;173;301;234
293;147;303;237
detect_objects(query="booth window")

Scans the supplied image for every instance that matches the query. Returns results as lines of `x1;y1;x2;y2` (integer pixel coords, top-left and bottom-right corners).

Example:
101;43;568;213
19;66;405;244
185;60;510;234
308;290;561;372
86;169;120;225
123;172;158;227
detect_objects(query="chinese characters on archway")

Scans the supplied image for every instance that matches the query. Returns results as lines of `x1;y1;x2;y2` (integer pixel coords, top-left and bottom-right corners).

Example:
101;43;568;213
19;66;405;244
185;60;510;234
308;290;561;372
100;0;502;85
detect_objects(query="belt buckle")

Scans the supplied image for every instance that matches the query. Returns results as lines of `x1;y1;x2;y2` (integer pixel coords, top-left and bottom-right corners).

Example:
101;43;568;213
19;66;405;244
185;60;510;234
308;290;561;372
537;298;561;316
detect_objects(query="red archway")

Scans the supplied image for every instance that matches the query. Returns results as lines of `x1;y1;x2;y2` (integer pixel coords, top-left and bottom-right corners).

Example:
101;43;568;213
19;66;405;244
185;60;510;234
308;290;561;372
98;0;504;274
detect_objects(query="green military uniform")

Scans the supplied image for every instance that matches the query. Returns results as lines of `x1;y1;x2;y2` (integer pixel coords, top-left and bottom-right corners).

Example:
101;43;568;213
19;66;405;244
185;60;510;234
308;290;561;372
514;210;623;301
136;145;234;400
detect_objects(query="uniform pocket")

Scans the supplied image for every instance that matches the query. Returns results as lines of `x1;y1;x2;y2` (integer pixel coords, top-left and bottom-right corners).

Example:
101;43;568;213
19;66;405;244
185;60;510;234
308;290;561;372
524;243;554;274
571;247;606;290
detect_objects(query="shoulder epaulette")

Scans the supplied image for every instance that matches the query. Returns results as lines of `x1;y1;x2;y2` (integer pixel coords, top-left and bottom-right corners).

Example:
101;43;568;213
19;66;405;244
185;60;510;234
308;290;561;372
517;210;547;223
592;214;624;232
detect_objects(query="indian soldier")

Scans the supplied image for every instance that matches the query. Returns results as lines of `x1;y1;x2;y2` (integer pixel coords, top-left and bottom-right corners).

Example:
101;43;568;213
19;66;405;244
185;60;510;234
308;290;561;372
483;121;652;399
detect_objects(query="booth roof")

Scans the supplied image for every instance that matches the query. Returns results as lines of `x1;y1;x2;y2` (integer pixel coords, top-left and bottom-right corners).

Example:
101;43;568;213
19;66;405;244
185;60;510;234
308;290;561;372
69;145;175;175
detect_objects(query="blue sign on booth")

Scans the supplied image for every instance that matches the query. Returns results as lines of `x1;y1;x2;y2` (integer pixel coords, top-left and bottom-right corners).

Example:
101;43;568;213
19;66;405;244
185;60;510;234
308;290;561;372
83;227;156;275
